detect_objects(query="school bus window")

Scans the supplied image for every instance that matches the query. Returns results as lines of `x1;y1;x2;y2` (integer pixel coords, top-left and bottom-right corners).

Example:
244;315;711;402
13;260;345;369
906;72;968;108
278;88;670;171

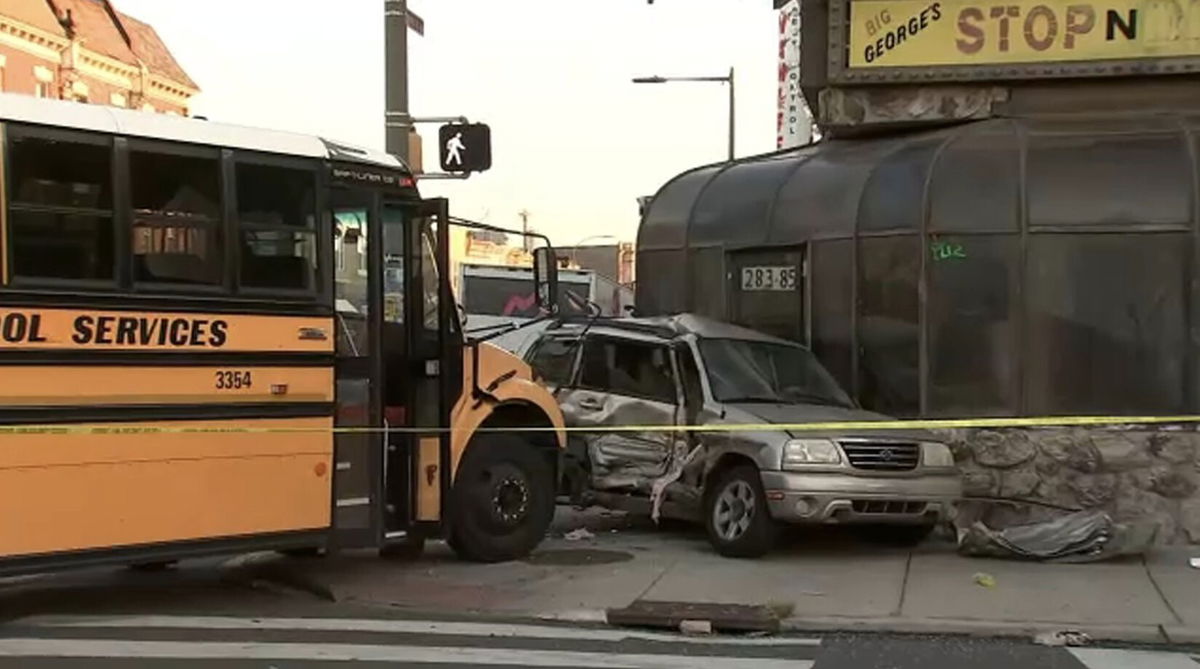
7;134;114;281
236;163;318;292
241;230;317;291
130;150;222;286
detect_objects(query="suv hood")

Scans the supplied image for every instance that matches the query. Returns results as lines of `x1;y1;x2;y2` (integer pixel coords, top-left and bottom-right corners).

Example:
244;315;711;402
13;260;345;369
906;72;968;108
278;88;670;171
724;402;938;442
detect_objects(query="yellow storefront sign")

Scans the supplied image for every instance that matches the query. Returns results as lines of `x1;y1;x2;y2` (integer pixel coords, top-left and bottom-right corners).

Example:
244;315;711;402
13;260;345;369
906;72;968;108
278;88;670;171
849;0;1200;67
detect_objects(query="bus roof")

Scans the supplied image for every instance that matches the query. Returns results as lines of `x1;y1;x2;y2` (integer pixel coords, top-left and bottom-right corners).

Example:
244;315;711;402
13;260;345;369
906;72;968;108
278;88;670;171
0;93;407;172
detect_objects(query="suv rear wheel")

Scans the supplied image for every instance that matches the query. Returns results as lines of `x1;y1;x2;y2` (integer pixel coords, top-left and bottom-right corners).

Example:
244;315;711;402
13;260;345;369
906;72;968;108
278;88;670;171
704;465;777;558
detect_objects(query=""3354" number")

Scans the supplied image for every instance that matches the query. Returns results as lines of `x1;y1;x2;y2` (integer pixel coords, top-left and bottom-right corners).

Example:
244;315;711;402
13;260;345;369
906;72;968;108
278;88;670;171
215;370;252;389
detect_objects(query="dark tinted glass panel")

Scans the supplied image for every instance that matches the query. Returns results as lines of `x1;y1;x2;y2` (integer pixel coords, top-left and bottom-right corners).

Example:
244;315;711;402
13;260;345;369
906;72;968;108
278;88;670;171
634;249;687;315
690;157;793;247
928;236;1018;416
9;136;111;209
237;164;317;228
132;224;222;285
810;239;853;392
859;139;941;232
131;152;220;218
858;235;919;416
1027;133;1190;227
579;338;676;403
690;247;726;321
929;130;1019;232
241;230;317;290
10;210;113;280
639;165;722;250
773;141;893;242
728;247;804;343
1026;234;1186;414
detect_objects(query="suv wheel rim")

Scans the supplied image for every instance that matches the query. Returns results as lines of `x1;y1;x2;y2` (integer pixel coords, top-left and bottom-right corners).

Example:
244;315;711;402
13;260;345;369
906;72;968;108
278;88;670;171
714;480;755;541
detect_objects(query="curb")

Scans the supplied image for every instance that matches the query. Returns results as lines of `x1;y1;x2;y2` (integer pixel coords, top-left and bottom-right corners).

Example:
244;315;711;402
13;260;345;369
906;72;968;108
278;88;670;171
780;615;1170;645
540;609;1176;646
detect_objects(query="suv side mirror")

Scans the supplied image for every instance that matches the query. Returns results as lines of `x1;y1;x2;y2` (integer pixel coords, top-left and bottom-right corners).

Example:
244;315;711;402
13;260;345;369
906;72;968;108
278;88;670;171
532;246;558;312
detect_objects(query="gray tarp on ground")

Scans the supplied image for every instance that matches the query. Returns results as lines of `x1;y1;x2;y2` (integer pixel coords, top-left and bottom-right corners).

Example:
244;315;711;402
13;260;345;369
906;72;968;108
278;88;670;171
957;510;1159;562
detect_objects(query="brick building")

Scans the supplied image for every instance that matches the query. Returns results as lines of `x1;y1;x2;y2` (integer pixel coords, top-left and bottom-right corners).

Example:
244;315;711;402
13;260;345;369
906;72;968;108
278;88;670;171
0;0;197;115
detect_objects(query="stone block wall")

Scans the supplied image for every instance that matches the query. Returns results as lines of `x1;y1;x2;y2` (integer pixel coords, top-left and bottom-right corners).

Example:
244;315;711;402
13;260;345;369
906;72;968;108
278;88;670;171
942;426;1200;544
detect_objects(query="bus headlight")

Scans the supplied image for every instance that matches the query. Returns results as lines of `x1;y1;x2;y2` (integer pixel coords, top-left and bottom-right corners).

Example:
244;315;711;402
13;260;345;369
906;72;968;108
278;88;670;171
923;442;956;468
782;439;842;469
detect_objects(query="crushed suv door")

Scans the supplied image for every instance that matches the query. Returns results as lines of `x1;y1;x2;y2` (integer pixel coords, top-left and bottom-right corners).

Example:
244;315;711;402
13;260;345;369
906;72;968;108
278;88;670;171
562;336;681;493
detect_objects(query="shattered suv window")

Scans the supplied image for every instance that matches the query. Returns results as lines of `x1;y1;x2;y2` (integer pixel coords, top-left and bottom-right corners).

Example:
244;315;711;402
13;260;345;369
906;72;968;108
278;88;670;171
700;338;853;408
580;338;677;403
528;337;579;386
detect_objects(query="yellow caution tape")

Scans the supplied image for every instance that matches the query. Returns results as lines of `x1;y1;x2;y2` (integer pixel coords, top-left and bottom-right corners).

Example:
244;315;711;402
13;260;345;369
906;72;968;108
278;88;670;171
1;414;1199;435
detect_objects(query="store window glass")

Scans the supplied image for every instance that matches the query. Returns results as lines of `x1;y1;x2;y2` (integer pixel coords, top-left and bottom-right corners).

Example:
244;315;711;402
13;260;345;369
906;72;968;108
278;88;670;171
810;240;853;393
858;235;920;416
927;235;1018;416
1026;234;1186;414
1027;132;1190;227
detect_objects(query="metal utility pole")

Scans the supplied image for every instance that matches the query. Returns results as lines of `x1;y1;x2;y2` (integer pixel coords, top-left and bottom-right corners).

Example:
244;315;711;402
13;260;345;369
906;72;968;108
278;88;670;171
726;67;735;162
384;0;411;163
518;210;531;253
632;68;736;161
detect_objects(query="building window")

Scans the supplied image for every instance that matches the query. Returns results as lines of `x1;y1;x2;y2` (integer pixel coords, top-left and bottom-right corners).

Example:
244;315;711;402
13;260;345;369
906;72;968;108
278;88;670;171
32;65;53;98
236;163;318;292
69;81;88;103
130;150;223;286
110;92;127;108
142;102;155;113
6;133;115;282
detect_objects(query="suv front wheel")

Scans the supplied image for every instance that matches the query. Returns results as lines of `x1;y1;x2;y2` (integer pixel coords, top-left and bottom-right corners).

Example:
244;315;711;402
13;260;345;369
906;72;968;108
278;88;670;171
704;465;777;558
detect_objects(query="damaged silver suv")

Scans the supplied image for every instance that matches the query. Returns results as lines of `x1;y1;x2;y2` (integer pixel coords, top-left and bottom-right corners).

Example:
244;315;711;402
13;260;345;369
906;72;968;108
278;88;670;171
524;314;962;558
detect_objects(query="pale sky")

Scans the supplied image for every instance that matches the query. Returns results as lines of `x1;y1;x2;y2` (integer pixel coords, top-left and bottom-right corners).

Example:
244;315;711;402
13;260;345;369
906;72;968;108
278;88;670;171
115;0;781;247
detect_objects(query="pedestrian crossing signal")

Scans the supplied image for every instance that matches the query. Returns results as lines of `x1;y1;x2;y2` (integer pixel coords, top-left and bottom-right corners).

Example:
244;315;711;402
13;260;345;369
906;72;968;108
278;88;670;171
438;123;492;173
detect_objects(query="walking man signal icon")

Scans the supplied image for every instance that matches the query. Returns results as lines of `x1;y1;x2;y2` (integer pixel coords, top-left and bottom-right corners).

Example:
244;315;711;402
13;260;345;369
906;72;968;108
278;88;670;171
445;132;465;167
438;123;492;174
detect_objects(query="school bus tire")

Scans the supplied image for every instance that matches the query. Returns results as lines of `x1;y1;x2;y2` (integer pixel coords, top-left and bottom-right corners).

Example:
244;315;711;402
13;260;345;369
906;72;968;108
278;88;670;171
448;434;556;563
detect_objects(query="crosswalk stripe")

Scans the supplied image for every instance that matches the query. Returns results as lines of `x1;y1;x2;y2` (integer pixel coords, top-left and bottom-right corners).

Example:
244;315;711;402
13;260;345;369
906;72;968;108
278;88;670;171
18;614;821;647
0;638;815;669
1070;649;1200;669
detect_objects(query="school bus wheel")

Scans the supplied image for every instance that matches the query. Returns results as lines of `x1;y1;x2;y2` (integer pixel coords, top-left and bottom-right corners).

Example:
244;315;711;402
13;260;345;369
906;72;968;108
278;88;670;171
448;433;556;563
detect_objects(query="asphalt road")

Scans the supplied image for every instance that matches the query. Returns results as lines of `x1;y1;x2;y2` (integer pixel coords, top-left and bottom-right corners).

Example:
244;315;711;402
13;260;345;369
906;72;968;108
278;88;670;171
0;613;1198;669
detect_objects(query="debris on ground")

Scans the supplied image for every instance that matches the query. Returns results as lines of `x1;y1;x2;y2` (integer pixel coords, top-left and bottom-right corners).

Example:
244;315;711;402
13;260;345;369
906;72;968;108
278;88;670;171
563;528;596;541
957;510;1156;562
972;572;997;588
766;601;796;619
1032;630;1092;647
679;619;713;635
1190;557;1200;569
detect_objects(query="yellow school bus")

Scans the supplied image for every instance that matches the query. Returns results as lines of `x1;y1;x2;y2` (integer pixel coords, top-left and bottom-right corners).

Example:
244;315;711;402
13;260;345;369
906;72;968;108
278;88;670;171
0;93;567;573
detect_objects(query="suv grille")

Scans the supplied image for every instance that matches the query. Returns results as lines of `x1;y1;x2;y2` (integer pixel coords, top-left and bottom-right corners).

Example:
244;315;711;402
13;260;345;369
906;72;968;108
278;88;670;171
840;441;920;471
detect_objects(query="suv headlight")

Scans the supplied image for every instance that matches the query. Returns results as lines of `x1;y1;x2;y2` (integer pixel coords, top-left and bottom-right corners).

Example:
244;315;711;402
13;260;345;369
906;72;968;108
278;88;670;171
782;439;842;469
922;442;955;468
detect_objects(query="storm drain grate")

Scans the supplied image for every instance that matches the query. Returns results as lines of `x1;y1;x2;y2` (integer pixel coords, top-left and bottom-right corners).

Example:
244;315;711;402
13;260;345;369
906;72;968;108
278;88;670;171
606;600;782;633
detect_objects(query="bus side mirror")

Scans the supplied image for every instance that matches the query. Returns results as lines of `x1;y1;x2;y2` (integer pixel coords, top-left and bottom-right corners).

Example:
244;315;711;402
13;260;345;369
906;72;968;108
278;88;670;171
532;246;558;312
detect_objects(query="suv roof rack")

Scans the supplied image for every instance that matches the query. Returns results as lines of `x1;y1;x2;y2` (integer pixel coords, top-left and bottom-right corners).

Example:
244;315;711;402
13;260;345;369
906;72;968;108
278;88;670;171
545;315;677;339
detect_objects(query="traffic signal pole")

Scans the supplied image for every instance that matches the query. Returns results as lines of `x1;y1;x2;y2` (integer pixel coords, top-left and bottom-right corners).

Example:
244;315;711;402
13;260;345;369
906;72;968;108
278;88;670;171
384;0;411;163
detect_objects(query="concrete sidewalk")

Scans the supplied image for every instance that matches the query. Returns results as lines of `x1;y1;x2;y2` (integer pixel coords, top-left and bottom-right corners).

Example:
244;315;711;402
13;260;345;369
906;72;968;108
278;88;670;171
264;508;1200;645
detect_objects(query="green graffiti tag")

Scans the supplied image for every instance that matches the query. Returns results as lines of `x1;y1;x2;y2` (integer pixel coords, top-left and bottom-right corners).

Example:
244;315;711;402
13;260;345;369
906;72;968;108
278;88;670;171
930;241;967;262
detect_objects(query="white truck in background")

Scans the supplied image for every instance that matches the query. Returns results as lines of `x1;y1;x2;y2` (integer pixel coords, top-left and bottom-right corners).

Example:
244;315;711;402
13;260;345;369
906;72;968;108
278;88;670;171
459;263;634;353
